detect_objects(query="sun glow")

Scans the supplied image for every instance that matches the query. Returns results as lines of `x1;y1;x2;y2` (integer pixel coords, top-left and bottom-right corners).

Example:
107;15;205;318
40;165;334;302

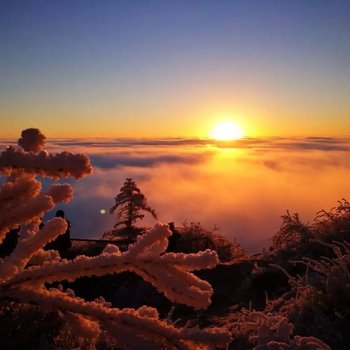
211;121;245;141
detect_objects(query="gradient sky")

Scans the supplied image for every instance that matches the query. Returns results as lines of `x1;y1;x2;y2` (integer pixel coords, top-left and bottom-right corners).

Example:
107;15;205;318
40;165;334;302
1;0;350;138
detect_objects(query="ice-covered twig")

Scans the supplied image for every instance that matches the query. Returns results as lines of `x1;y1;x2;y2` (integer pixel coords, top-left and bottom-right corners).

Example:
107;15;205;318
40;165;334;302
0;218;67;282
5;224;218;309
0;146;92;179
2;287;230;350
0;129;231;350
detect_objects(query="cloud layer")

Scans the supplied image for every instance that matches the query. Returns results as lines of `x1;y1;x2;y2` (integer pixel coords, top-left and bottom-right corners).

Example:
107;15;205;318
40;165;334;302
2;136;349;253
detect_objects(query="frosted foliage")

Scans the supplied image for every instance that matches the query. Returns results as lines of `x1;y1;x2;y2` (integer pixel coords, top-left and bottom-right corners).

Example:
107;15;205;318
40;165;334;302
64;313;101;350
0;129;230;349
228;310;330;350
28;248;61;266
47;183;73;203
0;146;92;179
18;128;46;153
102;244;121;255
0;176;55;243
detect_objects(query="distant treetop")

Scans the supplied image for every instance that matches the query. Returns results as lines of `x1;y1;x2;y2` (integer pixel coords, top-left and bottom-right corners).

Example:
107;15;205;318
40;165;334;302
109;178;157;232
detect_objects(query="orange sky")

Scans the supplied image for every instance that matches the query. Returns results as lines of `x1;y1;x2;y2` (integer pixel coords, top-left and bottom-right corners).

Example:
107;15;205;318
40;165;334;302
1;2;350;139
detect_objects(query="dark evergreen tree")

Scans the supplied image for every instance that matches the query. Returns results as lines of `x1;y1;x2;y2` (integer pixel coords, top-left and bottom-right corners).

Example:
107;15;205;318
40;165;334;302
109;178;157;232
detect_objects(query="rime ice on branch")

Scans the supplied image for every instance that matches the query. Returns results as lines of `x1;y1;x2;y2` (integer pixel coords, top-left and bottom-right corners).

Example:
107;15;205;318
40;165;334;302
0;129;230;350
0;128;92;243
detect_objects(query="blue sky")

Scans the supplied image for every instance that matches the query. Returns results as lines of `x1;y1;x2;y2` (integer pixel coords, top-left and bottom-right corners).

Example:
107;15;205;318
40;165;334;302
1;0;350;137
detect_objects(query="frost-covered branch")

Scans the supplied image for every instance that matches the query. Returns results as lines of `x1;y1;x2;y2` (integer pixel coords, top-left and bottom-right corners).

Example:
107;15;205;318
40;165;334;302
0;218;67;282
0;129;230;349
2;287;230;350
5;224;218;309
0;147;92;179
227;309;330;350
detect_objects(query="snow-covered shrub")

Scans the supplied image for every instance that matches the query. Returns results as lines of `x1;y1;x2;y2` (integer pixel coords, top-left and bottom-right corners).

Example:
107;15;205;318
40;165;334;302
293;240;350;322
268;201;350;347
243;311;330;350
222;307;330;350
312;199;350;242
271;212;312;251
271;200;350;254
219;258;328;348
0;129;230;349
266;248;346;348
178;221;246;262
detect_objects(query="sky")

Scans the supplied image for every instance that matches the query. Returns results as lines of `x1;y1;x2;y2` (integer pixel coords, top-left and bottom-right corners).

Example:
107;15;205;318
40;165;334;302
1;0;350;138
1;2;350;250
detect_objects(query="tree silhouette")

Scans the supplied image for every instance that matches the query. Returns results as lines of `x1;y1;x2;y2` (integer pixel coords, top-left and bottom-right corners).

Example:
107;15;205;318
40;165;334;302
110;178;157;232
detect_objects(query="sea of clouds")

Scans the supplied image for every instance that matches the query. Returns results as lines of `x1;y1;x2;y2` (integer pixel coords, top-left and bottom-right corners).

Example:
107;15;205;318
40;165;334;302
1;136;349;252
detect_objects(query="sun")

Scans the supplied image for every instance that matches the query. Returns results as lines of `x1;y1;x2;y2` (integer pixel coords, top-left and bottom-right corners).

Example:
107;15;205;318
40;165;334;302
211;121;245;141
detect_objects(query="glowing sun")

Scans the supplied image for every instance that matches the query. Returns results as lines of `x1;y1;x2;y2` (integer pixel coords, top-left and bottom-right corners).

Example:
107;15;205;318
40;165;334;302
211;121;245;141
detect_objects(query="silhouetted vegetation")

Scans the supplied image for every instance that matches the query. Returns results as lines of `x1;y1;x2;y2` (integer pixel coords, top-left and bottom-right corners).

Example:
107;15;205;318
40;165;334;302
103;178;157;240
177;221;247;262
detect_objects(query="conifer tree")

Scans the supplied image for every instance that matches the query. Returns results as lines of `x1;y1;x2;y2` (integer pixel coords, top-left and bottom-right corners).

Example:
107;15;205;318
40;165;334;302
110;178;157;232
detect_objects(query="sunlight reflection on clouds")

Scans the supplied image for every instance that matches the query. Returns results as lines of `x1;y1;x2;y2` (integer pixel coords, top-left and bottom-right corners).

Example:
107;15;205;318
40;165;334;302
17;136;350;253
